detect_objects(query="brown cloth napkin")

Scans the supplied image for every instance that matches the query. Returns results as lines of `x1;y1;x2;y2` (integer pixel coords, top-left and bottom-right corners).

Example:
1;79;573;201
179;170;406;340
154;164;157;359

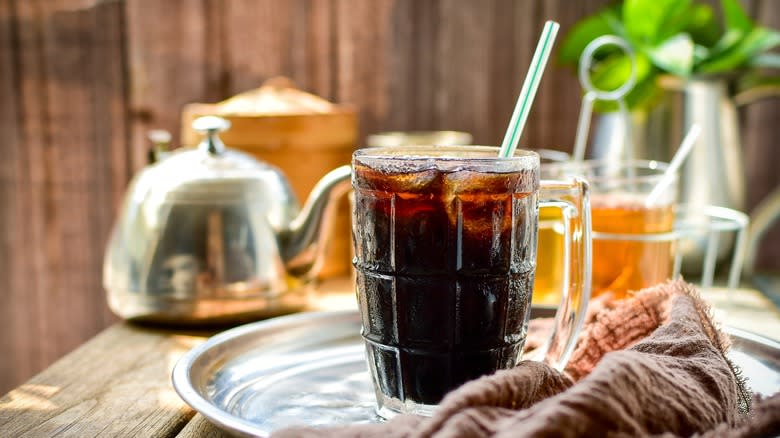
274;281;779;438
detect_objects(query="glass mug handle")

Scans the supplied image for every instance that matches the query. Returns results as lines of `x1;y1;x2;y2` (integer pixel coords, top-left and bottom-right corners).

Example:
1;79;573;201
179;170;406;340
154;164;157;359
535;177;592;370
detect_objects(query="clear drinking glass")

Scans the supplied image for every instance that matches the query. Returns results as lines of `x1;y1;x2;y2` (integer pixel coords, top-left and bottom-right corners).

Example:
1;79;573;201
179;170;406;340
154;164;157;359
351;145;592;418
532;150;572;306
541;159;676;299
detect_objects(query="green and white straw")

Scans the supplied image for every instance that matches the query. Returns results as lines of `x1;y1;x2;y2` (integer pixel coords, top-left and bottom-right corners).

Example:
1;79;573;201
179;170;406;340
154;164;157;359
499;20;560;158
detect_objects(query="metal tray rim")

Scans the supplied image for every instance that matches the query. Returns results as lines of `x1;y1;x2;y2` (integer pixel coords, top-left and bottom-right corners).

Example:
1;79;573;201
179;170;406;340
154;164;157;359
172;310;358;437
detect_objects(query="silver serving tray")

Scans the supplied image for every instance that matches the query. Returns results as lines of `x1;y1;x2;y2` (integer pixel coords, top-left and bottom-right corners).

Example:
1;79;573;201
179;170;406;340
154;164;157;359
172;310;780;438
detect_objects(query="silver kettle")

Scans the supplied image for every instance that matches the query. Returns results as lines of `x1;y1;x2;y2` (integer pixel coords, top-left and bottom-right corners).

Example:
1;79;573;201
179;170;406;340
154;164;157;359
104;116;351;324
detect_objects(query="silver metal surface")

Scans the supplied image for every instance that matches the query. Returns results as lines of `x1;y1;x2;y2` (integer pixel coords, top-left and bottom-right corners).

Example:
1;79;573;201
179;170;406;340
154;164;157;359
104;116;351;323
193;115;231;155
172;310;780;438
147;129;172;163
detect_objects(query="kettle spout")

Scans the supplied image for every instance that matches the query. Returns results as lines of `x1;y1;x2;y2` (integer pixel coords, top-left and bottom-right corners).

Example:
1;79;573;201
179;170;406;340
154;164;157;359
279;165;352;277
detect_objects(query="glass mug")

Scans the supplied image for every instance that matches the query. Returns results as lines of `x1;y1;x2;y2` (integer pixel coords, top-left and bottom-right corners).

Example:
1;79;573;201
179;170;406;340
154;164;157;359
540;160;677;300
351;146;592;418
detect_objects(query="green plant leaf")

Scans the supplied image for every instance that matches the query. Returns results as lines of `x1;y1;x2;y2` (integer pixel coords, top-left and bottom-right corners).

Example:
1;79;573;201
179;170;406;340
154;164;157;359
589;51;652;93
623;0;692;45
588;52;658;112
693;45;710;64
698;27;780;73
694;29;744;70
558;6;623;66
707;29;744;58
592;74;661;112
721;0;753;33
647;34;694;76
625;74;663;109
685;4;721;47
749;52;780;69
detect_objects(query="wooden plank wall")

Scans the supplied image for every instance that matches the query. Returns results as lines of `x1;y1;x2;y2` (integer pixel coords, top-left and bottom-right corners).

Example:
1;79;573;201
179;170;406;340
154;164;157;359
0;0;130;395
0;0;778;394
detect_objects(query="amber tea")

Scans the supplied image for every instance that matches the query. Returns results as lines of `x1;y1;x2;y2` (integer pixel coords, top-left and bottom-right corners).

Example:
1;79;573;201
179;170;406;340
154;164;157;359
532;206;564;306
591;193;675;298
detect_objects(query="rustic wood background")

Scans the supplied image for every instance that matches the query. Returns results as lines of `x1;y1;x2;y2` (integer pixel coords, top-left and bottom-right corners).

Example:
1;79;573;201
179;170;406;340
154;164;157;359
0;0;778;395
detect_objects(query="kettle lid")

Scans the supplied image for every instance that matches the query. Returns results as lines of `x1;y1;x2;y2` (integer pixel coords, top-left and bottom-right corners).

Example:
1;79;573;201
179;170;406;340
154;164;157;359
130;116;297;217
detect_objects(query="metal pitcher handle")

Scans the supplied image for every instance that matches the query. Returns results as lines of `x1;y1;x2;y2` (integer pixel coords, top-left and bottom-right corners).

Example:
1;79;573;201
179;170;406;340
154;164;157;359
734;78;780;107
734;77;780;274
744;186;780;276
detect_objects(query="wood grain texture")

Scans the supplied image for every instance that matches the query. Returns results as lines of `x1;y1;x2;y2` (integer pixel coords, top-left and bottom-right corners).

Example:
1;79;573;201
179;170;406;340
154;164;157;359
0;323;205;437
743;0;780;271
223;0;298;94
334;0;394;140
125;0;213;169
0;0;124;395
175;414;232;438
0;0;28;389
37;0;125;366
1;0;779;397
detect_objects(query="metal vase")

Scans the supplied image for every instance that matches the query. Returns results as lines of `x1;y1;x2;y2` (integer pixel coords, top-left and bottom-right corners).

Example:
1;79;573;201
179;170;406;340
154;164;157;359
590;76;754;274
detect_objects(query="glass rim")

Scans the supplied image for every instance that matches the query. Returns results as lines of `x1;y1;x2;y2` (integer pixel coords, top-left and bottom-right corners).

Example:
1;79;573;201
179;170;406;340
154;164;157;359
542;158;669;172
538;148;571;162
542;158;671;186
353;145;539;171
542;203;749;242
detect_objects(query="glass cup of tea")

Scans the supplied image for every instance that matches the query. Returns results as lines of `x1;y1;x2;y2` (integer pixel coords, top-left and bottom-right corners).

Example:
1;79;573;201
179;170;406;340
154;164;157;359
540;160;677;300
351;145;592;418
531;151;572;306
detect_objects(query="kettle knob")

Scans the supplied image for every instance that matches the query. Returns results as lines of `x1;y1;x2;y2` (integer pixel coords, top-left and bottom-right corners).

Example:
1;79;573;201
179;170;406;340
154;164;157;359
193;115;231;155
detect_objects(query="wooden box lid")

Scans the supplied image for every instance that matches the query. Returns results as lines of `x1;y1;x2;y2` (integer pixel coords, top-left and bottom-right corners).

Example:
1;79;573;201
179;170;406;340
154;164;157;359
180;77;357;149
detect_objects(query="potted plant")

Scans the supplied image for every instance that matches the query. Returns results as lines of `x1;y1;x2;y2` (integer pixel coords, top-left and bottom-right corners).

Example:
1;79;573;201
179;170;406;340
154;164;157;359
560;0;780;110
558;0;780;271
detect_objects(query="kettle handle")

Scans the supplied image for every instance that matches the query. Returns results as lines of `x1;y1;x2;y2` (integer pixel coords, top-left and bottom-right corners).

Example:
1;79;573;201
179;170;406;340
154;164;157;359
734;79;780;107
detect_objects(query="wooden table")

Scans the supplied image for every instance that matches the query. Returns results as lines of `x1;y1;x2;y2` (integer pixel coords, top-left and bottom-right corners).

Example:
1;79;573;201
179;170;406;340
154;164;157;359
1;279;779;438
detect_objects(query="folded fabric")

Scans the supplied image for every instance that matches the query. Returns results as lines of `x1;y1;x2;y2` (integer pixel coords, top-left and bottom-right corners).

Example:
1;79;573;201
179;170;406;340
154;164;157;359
275;280;778;437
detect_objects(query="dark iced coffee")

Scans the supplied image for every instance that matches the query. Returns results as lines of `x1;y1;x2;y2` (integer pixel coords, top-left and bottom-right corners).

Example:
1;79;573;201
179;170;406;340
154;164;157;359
352;146;540;416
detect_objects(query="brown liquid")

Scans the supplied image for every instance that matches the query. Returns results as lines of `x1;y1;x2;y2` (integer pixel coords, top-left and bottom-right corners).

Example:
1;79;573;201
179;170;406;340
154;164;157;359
353;162;537;405
532;206;565;306
591;193;675;298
